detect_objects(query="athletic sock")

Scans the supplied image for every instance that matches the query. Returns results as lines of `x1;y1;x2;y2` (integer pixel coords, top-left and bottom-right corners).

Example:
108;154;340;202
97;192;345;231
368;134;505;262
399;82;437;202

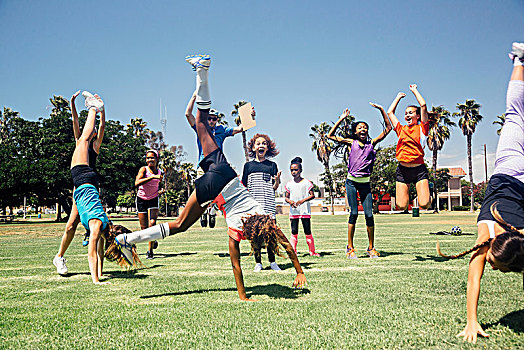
195;68;211;110
290;234;298;252
305;234;317;253
125;223;170;244
514;57;524;67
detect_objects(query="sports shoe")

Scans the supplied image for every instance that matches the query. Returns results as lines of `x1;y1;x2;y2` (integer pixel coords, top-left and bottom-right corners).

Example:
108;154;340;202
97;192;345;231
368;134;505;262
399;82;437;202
114;234;135;266
146;250;154;260
53;255;68;275
200;213;208;227
82;230;90;247
269;262;281;271
209;214;216;228
185;54;211;71
82;91;104;112
152;240;158;249
509;42;524;61
346;246;358;259
253;263;263;272
367;247;380;258
309;251;320;257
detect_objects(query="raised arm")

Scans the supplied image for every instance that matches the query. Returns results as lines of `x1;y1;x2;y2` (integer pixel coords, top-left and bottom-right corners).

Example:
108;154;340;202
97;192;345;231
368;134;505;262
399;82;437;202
327;109;354;145
93;94;105;152
387;92;406;129
71;90;81;140
409;84;428;124
185;91;197;127
370;102;392;145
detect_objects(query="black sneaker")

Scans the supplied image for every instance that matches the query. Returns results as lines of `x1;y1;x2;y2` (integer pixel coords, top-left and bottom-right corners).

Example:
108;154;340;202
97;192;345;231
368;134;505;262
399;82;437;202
209;214;216;228
146;250;154;259
152;240;158;249
200;213;208;227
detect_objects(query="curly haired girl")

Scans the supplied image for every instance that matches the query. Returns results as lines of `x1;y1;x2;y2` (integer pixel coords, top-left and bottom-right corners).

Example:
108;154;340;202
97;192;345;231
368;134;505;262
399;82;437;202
242;133;282;271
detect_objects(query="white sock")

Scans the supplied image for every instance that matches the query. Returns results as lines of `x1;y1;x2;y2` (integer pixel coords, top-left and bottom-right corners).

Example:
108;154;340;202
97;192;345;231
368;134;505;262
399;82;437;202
514;57;524;67
196;68;211;109
126;223;170;244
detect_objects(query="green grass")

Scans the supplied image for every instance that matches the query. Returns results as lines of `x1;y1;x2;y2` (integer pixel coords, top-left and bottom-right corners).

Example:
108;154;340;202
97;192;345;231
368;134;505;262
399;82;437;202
0;213;522;349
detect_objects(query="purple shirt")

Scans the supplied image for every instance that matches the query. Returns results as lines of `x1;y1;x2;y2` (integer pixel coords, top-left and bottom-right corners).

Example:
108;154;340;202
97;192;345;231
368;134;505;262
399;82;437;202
347;140;376;178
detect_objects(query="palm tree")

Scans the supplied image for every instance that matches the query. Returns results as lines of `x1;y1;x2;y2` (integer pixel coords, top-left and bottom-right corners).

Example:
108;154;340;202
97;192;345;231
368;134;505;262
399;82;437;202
231;101;250;162
309;122;335;214
49;95;70;117
180;162;196;199
216;112;228;126
454;99;483;212
127;117;148;138
493;114;506;135
427;106;455;174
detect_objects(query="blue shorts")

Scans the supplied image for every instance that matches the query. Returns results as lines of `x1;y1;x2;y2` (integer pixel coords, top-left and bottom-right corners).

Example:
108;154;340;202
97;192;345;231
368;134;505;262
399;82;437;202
73;184;109;231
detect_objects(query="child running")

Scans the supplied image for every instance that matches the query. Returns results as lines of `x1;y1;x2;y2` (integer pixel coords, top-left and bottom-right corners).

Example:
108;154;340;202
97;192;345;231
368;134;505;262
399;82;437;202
106;54;307;300
53;90;105;275
327;103;392;259
69;91;110;284
284;157;319;256
437;42;524;343
242;133;282;272
135;149;163;259
387;84;431;210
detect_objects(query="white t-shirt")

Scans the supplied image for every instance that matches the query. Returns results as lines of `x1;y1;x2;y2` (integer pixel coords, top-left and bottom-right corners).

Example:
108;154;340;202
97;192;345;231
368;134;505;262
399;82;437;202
285;178;313;219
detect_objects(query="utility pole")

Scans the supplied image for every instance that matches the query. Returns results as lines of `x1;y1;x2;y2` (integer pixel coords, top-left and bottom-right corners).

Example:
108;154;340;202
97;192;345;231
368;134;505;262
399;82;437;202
483;144;488;183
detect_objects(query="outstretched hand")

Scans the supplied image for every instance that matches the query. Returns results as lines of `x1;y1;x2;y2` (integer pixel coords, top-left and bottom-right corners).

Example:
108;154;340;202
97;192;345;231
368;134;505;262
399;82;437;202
409;84;418;92
456;322;489;343
397;92;406;99
251;107;256;118
293;273;307;289
72;90;81;100
339;108;350;119
369;102;383;110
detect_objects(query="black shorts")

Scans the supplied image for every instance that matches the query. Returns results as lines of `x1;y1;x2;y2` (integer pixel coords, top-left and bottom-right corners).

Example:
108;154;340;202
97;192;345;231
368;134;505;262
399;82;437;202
71;164;99;189
477;174;524;229
396;164;429;184
194;148;237;205
136;196;159;213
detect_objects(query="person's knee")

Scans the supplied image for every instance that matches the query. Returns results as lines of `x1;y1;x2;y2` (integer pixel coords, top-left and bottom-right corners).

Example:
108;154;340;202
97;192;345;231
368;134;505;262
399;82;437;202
348;214;358;225
419;201;430;209
397;203;408;211
365;216;374;227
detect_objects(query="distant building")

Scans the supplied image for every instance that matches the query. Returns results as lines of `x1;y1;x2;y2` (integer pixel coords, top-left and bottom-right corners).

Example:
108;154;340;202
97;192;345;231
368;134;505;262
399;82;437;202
437;167;466;210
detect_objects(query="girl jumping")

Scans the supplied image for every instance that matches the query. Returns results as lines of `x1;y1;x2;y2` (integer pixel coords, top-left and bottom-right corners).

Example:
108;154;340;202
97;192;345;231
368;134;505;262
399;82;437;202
106;54;307;300
387;84;431;210
53;90;105;275
135;149;163;259
242;133;282;272
327;103;392;259
438;42;524;343
284;157;319;256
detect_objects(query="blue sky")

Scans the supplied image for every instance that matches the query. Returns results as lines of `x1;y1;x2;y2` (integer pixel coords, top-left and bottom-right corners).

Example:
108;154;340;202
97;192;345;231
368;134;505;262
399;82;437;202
1;0;523;187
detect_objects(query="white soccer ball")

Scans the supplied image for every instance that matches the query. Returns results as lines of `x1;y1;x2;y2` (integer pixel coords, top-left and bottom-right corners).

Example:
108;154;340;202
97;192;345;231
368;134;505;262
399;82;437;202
450;226;462;236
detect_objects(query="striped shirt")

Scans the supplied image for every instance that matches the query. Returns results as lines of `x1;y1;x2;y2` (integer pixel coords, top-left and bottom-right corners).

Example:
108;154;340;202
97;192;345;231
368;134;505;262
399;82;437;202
241;160;278;218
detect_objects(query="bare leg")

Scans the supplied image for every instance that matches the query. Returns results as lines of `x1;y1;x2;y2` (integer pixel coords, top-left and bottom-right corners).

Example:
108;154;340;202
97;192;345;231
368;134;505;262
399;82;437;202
347;223;356;248
395;182;410;210
167;191;207;235
510;64;524;81
57;200;80;257
71;108;97;167
416;179;431;209
366;225;375;249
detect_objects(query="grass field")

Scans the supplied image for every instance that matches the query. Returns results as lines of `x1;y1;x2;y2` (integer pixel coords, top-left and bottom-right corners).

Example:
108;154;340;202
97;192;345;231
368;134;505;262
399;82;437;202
1;213;523;349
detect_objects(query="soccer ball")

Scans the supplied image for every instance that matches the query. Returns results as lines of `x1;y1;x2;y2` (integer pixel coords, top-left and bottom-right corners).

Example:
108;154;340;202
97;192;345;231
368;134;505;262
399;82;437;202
450;226;462;236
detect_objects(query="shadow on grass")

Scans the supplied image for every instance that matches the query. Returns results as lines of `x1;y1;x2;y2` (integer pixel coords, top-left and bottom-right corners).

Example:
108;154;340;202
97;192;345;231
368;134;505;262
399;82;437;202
482;309;524;334
299;252;334;258
148;252;197;258
276;262;315;270
378;251;403;257
214;252;252;258
139;283;310;300
413;255;448;262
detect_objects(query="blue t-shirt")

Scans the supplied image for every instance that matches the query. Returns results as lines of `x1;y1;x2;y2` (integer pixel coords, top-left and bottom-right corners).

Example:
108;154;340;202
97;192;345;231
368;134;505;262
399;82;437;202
192;124;235;163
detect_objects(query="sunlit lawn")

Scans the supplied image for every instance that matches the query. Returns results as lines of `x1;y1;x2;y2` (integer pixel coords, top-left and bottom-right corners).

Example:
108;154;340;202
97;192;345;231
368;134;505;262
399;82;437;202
0;212;522;349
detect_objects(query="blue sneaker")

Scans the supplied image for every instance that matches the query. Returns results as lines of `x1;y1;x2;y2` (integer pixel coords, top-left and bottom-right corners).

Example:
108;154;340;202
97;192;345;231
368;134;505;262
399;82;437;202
185;54;211;71
114;234;135;266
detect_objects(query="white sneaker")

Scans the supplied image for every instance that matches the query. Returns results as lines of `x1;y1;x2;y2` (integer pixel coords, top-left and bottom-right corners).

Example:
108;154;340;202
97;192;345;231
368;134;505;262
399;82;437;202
253;263;263;272
269;262;281;271
510;42;524;61
185;54;211;70
82;91;104;112
53;255;68;275
115;234;135;266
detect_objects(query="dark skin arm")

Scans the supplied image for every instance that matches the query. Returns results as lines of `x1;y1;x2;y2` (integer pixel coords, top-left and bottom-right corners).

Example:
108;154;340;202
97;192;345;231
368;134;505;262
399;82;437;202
327;108;354;145
228;237;257;301
275;228;307;288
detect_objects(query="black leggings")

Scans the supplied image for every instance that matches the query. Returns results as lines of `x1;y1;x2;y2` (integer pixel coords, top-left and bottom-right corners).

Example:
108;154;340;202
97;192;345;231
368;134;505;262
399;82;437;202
290;218;312;235
254;247;275;264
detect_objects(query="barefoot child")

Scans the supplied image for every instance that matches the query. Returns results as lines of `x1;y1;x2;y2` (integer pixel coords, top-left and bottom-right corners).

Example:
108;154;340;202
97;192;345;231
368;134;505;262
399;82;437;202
327;103;392;259
285;157;319;256
106;54;307;300
242;133;282;271
387;84;431;210
437;43;524;343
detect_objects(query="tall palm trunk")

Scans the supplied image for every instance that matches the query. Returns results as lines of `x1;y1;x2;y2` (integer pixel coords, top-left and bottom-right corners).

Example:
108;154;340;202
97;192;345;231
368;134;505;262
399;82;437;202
432;148;438;174
432;147;439;212
323;163;334;215
467;134;474;212
241;131;249;162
